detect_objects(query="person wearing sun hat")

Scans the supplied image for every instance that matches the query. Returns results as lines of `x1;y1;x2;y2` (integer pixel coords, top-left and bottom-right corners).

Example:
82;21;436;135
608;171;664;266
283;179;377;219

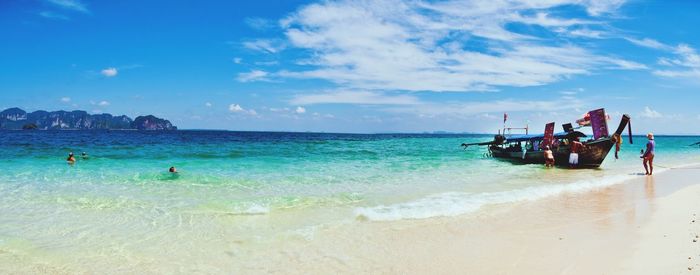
642;132;655;175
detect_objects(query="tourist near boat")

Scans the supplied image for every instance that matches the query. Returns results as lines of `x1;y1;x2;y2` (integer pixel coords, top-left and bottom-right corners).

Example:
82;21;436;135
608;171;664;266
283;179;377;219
461;108;632;168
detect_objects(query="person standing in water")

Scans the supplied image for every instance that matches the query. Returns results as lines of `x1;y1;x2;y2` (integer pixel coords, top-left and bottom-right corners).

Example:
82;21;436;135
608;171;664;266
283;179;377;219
67;152;76;164
543;145;555;167
642;133;655;175
169;166;178;173
569;137;584;168
81;152;89;159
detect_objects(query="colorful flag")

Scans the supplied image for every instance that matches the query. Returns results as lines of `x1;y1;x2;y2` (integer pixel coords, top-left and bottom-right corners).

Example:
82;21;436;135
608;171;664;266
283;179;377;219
589;108;609;139
543;122;555;146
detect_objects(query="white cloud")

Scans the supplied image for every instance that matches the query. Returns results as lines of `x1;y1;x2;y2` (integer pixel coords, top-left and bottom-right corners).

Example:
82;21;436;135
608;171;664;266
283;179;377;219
640;106;662;118
290;90;421;105
98;100;110;106
229;104;258;116
567;29;605;39
295;106;306;114
205;102;212;107
242;39;285;54
653;44;700;78
60;97;71;102
236;70;269;82
625;37;672;51
233;57;242;64
252;0;640;92
39;11;69;20
101;67;118;77
47;0;88;13
229;104;244;112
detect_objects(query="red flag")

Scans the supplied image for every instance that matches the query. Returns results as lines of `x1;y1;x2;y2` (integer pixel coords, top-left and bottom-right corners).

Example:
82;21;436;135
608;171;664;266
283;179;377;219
503;113;508;124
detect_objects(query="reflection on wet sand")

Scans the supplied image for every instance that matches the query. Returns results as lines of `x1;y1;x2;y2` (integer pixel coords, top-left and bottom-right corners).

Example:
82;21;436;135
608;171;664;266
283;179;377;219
645;176;656;200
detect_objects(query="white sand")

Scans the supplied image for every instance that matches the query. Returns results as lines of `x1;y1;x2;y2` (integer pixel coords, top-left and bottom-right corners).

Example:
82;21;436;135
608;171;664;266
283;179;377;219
3;166;699;274
237;166;700;274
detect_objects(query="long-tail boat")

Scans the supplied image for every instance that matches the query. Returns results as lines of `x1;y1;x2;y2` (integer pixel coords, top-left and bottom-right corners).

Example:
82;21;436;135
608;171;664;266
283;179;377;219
461;108;632;168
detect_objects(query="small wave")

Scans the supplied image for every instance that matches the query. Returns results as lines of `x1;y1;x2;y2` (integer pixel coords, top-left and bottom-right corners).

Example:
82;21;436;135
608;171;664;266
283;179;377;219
354;173;639;221
237;204;270;215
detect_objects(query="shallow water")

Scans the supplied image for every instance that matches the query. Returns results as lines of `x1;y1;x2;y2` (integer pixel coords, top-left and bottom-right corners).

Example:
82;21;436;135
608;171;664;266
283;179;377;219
0;130;699;272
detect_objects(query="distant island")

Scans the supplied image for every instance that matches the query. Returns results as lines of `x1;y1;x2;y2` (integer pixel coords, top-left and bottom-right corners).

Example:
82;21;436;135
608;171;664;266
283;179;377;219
0;108;177;130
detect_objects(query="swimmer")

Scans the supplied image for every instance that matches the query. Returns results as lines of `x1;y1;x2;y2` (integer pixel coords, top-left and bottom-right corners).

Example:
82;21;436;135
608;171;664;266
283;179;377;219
81;152;89;159
169;166;178;173
67;152;76;164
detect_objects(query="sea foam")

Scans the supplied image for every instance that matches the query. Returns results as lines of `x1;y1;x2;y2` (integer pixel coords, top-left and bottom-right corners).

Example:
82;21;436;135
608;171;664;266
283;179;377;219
354;173;642;221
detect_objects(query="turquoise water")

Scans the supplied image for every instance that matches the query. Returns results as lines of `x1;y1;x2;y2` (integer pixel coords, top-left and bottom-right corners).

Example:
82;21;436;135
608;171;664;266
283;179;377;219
1;130;699;271
1;131;699;218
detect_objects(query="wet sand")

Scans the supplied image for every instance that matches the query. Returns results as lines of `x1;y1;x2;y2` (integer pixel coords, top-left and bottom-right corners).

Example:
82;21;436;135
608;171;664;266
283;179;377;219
238;165;700;274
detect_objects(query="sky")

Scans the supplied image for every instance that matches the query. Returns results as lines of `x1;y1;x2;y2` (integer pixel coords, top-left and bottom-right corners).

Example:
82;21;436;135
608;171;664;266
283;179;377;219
1;0;699;134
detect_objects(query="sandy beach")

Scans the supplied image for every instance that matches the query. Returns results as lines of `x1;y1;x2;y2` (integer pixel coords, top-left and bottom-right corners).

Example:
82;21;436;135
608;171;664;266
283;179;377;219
231;165;700;274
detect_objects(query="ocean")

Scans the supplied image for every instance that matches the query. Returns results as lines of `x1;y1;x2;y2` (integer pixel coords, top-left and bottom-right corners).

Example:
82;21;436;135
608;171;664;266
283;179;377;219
1;130;699;271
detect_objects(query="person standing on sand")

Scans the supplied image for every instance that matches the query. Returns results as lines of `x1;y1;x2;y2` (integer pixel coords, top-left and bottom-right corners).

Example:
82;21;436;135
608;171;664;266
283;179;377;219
569;137;584;168
643;133;655;175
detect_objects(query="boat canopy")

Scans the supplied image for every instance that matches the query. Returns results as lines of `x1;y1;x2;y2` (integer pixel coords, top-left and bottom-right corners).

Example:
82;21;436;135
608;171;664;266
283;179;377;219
505;131;586;143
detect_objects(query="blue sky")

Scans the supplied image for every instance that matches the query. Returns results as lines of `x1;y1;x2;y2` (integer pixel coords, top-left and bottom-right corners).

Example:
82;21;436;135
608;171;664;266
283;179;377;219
1;0;699;134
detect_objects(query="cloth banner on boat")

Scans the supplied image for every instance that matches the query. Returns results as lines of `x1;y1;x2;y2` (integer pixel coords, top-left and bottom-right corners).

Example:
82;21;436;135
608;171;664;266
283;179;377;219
589;108;609;139
542;122;555;147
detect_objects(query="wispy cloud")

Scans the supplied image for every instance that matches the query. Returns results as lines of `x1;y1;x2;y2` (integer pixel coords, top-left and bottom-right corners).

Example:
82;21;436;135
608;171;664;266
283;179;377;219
236;70;269;82
60;97;71;102
245;0;641;92
625;37;673;51
653;44;700;78
98;100;110;106
245;17;274;30
290;90;421;105
39;11;69;20
47;0;89;13
295;106;306;114
101;67;118;77
567;28;605;39
242;39;285;54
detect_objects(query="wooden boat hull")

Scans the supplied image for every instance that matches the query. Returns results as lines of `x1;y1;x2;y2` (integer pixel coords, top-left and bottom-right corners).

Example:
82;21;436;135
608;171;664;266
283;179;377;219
489;138;615;168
